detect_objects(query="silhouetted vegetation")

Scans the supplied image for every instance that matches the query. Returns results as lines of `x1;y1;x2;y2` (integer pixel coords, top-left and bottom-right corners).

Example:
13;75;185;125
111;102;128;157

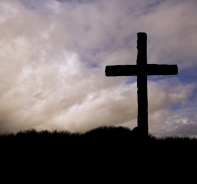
0;126;197;182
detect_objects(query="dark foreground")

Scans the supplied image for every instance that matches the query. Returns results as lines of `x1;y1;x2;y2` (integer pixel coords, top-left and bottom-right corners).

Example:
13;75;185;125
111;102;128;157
0;126;197;182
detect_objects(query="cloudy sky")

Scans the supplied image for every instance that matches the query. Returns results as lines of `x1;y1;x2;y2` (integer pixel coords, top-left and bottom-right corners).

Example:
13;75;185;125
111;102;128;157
0;0;196;137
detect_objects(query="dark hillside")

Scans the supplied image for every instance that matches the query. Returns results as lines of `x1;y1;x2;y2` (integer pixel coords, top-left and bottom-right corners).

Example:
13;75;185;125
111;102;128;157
0;126;197;182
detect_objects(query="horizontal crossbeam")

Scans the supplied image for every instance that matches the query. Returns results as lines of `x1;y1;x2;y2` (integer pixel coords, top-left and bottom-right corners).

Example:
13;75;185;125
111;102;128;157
105;64;178;76
105;65;137;76
146;64;178;75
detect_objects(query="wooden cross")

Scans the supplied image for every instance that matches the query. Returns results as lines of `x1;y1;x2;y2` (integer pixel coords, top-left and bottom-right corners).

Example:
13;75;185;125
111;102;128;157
105;32;178;137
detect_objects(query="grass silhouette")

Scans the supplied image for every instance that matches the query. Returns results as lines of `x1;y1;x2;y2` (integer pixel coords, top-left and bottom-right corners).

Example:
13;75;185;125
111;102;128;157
0;126;197;182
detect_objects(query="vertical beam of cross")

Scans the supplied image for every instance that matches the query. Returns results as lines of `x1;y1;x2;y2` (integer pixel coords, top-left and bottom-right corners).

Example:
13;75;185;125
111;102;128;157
105;32;178;137
137;33;148;136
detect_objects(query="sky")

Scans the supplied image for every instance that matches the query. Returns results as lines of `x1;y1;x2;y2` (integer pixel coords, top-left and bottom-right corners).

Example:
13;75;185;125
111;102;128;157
0;0;196;137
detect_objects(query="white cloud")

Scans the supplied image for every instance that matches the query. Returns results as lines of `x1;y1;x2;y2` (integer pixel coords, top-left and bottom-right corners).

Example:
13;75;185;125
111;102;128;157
0;0;196;136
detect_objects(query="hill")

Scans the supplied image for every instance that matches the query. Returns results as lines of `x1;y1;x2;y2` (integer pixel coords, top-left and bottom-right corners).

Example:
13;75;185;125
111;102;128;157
0;126;196;182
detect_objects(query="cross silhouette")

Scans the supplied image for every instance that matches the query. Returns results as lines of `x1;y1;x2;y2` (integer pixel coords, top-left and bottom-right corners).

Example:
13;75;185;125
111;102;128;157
105;32;178;137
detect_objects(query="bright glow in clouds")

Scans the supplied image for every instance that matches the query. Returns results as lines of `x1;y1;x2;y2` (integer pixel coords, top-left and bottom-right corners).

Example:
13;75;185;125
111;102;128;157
0;0;197;137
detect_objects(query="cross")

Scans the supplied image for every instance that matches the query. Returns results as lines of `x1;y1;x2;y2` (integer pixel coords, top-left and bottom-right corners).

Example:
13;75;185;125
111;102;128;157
105;32;178;137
